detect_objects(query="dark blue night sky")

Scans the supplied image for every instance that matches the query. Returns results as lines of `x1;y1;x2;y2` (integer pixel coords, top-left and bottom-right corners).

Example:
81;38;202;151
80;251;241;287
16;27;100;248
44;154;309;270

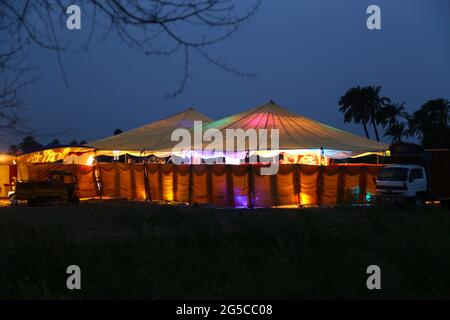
13;0;450;150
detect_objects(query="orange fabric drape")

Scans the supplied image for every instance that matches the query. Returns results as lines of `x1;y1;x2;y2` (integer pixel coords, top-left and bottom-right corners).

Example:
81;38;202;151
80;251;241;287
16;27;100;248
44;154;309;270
276;165;297;206
321;166;340;205
118;163;132;199
133;164;146;200
252;166;273;208
343;166;361;204
210;165;228;206
27;163;63;181
16;163;384;207
161;164;174;202
231;166;249;208
191;165;208;204
99;163;117;197
174;165;190;203
299;165;319;206
146;164;160;201
75;165;98;198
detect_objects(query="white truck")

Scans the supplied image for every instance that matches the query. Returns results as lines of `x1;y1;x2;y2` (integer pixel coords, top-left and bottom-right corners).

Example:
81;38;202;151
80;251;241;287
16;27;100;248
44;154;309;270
375;148;450;207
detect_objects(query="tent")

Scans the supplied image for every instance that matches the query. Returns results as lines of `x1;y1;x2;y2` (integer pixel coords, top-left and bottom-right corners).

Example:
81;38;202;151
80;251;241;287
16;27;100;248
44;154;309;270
16;146;95;164
87;107;212;157
151;100;389;162
0;153;15;197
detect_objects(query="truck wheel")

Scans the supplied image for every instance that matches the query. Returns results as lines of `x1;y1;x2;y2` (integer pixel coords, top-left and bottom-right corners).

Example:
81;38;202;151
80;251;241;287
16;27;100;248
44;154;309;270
413;195;425;208
42;197;51;206
441;200;450;209
71;197;80;204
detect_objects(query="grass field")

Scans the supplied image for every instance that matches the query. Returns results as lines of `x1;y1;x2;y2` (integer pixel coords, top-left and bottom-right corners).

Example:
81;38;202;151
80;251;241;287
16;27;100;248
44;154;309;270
0;201;449;299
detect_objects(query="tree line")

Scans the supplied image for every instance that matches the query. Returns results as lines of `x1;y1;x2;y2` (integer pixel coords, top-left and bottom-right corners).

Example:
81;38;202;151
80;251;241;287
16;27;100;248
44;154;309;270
7;128;124;155
339;86;450;148
8;137;88;155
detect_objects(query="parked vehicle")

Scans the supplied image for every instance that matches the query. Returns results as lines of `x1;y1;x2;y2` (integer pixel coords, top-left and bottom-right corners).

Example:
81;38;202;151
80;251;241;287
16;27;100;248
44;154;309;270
375;144;450;207
10;170;79;205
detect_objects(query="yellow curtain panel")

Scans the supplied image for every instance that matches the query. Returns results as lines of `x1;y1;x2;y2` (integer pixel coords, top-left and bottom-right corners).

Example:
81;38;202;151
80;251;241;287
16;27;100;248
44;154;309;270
20;163;384;207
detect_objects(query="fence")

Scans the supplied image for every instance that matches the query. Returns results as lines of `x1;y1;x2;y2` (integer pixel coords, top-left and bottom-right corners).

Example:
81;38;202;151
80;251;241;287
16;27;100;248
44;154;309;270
20;163;383;207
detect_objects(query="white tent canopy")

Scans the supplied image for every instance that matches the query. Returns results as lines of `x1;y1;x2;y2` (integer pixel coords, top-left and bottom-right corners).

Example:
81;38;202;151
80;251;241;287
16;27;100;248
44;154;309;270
87;107;212;156
146;101;389;160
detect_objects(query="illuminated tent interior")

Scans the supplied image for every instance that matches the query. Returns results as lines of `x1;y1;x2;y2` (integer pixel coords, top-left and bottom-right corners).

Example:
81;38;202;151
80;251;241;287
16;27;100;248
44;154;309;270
87;107;212;157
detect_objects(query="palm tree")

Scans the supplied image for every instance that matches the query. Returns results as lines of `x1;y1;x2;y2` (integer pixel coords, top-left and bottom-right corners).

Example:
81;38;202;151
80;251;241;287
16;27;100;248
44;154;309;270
379;102;407;128
384;121;407;143
408;98;450;148
339;86;371;139
378;101;410;144
409;99;449;137
339;86;391;141
363;86;391;141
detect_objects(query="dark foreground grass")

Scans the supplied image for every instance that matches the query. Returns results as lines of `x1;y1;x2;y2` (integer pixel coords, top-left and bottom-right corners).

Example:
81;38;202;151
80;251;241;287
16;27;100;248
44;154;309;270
0;202;449;299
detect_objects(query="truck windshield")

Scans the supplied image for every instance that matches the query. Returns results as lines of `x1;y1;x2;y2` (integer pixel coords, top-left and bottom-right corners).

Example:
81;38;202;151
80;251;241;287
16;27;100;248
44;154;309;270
378;167;409;181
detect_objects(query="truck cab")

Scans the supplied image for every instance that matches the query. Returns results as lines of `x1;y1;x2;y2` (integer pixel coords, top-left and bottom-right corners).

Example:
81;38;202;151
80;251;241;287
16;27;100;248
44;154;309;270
376;164;427;201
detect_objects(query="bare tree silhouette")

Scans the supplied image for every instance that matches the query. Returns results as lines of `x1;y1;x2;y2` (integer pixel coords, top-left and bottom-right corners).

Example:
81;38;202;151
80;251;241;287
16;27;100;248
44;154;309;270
0;12;39;144
1;0;260;93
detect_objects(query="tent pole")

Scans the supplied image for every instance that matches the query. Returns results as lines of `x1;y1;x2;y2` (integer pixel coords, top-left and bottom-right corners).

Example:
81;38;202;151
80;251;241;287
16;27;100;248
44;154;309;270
114;162;120;198
141;150;151;202
295;164;301;207
188;164;193;205
247;164;254;209
360;166;368;204
318;150;324;206
317;165;323;206
158;164;163;202
206;165;213;204
270;172;278;208
226;165;234;207
130;162;136;200
98;164;104;199
337;166;345;204
92;164;100;198
172;164;178;202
